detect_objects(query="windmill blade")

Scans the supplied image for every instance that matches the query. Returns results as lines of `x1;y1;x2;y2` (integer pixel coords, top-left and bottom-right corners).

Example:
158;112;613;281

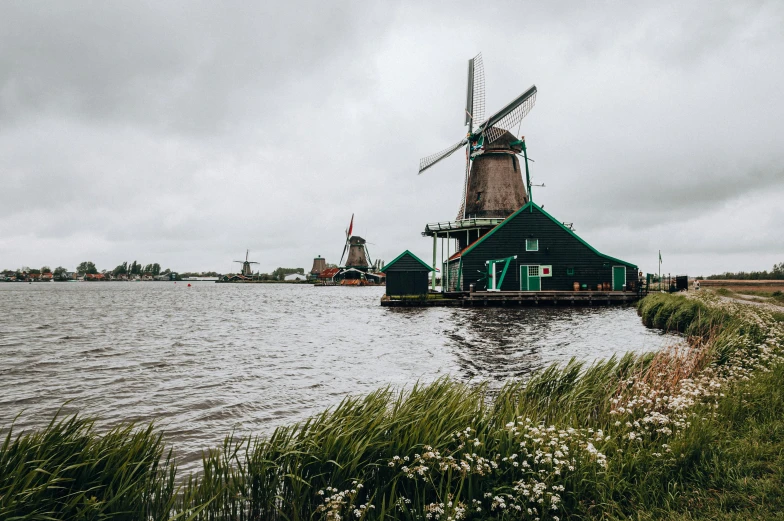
464;53;485;132
456;152;471;220
339;239;349;265
418;138;468;174
479;85;537;144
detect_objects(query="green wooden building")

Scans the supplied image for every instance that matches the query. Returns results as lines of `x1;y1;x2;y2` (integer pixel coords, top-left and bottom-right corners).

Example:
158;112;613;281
381;250;434;296
443;202;637;292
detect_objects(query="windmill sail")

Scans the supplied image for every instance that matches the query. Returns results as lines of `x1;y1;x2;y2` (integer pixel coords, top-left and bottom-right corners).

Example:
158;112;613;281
465;53;485;131
456;152;471;219
479;85;537;144
418;138;468;174
339;242;349;265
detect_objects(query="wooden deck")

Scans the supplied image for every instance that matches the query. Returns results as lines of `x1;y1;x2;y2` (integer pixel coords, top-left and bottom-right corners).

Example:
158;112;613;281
381;290;641;307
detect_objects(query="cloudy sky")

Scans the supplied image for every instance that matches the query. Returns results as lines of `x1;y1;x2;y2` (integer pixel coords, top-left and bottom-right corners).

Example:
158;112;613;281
1;1;782;276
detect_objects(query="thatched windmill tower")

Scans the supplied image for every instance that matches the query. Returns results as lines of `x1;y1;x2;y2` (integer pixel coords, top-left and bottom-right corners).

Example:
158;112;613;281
462;130;528;218
338;215;372;269
419;53;537;249
343;236;371;269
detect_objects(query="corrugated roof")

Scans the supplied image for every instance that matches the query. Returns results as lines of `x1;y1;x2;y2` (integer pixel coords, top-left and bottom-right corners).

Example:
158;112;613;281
318;267;341;279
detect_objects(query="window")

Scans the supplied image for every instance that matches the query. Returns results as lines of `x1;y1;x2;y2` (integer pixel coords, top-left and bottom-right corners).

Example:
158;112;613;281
526;238;539;251
528;265;539;277
566;267;575;276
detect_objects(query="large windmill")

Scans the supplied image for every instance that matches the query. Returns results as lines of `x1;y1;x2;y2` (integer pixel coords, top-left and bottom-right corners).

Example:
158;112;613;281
234;250;259;277
419;53;537;222
418;53;538;291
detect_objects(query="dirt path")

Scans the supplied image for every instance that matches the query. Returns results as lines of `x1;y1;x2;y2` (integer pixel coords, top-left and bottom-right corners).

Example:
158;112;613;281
713;293;784;312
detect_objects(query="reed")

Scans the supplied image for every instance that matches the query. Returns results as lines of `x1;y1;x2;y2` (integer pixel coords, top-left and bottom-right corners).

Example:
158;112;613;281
0;413;181;520
2;293;781;520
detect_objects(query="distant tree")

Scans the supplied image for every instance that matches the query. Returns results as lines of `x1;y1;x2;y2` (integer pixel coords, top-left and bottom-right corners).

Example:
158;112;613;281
29;268;41;275
326;263;338;268
143;264;153;274
113;262;128;276
152;263;161;276
53;266;68;281
77;261;98;275
706;262;784;280
130;261;139;275
41;266;52;274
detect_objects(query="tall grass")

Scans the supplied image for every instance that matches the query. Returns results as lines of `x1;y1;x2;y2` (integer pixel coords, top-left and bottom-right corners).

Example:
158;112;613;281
0;413;179;519
3;293;782;520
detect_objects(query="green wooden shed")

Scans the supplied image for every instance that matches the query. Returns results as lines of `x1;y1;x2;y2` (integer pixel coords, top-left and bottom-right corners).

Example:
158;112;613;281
381;250;434;296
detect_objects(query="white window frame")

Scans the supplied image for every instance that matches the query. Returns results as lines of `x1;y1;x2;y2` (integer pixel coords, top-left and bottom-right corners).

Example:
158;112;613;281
526;238;539;252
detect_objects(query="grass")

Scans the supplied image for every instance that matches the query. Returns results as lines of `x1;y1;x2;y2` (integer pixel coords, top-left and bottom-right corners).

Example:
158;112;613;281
2;293;782;520
0;414;180;520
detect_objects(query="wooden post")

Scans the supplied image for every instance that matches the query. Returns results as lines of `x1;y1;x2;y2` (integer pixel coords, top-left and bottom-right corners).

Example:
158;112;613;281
446;232;450;291
432;233;437;291
440;236;444;293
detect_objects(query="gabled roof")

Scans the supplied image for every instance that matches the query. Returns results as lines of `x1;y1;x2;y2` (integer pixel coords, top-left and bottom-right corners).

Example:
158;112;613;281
447;236;484;261
381;250;435;272
460;201;637;268
319;267;341;279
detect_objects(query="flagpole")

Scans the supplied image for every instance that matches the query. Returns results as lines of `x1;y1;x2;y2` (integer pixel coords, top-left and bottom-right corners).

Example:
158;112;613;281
658;250;662;292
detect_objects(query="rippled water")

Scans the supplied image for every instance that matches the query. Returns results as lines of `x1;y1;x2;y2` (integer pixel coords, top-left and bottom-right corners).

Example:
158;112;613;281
0;282;679;468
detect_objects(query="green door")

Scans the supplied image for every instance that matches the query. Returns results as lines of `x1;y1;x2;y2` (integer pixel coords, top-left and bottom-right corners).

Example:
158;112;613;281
612;266;626;291
520;265;541;291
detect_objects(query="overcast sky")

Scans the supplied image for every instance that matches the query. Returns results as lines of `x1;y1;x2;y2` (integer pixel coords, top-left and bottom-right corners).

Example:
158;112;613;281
1;1;782;276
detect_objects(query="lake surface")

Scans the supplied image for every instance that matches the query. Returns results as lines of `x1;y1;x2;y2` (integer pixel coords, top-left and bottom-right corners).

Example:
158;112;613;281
0;282;679;468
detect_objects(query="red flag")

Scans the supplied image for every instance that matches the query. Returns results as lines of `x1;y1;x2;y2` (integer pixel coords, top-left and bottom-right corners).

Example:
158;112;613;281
347;214;354;237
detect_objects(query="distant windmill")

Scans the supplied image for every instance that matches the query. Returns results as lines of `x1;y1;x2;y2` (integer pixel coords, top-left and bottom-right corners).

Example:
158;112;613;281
419;53;537;219
339;214;371;269
234;250;259;277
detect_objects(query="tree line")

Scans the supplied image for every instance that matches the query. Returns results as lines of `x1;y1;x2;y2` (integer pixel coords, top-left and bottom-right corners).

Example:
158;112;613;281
705;261;784;280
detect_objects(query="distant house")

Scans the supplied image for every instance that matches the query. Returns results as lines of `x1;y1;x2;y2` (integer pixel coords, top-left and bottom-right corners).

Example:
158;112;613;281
41;272;53;281
84;273;106;281
221;274;251;282
142;273;153;281
284;273;307;281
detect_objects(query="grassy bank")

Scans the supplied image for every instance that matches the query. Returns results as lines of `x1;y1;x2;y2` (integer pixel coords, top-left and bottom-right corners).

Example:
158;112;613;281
2;294;783;520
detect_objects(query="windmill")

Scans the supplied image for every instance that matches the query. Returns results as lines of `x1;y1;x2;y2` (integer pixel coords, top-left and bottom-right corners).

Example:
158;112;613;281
419;53;537;220
234;250;259;277
339;214;371;269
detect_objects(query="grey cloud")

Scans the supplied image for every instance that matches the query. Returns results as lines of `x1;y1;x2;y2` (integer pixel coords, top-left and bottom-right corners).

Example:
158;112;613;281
1;1;782;275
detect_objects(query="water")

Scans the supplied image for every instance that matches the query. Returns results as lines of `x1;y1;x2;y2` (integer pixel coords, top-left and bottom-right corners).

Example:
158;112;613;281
0;282;679;468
